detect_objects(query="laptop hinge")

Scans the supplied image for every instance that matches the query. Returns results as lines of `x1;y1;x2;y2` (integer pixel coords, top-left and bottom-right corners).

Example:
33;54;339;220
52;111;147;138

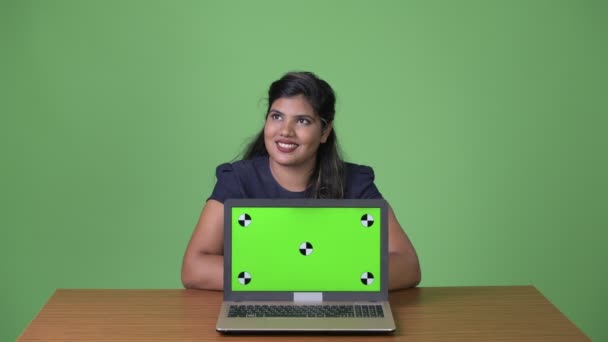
293;292;323;302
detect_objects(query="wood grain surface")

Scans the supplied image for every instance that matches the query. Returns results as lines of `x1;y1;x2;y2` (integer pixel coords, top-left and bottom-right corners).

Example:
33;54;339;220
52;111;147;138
18;286;589;341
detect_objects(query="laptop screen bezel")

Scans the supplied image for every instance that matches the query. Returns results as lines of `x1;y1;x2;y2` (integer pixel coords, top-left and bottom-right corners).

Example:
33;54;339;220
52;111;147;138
223;198;389;301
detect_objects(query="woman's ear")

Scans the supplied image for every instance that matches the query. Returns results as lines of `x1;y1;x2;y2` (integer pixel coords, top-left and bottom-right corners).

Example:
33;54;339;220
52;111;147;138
320;121;333;143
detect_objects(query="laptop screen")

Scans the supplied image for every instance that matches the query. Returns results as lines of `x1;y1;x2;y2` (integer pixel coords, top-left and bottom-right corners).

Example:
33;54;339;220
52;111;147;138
229;205;382;292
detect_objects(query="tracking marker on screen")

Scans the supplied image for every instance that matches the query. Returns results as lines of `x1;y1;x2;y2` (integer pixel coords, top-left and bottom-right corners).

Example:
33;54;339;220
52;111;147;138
238;213;251;227
361;272;374;285
299;242;314;256
238;271;251;285
361;214;374;227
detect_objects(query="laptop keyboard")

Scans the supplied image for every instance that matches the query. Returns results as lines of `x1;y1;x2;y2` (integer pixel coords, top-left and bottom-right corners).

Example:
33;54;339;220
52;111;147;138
227;304;384;318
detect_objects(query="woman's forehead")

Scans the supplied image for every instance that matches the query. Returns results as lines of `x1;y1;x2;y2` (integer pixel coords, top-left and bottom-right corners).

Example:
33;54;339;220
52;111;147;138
269;95;317;116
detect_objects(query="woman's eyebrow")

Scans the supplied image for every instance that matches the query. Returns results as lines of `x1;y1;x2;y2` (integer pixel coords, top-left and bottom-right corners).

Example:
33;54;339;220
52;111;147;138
268;109;316;121
295;114;316;121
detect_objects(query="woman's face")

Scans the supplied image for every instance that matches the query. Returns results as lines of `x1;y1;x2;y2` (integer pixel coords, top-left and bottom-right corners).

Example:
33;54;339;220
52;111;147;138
264;95;332;171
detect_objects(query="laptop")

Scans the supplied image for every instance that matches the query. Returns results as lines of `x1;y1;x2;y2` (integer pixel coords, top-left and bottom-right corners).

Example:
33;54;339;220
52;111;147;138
216;198;396;333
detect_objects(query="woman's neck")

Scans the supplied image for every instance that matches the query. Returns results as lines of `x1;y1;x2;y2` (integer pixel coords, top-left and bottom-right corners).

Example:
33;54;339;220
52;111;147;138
268;159;314;192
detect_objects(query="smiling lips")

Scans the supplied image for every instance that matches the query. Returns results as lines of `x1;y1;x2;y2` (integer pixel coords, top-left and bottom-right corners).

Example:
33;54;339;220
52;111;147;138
276;141;298;153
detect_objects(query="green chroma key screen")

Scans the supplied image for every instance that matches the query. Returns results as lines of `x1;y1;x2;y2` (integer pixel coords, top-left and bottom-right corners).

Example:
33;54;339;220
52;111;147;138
231;207;381;292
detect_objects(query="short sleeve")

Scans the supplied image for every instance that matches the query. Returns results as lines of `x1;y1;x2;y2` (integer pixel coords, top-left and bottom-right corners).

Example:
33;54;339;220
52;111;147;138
207;163;245;203
346;164;383;199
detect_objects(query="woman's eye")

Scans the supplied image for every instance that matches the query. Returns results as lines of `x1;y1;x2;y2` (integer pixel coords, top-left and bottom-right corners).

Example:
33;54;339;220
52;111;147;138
270;113;281;120
298;118;311;125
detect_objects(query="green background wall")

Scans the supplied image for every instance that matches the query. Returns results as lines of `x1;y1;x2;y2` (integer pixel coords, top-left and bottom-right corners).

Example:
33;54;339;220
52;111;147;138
1;0;606;340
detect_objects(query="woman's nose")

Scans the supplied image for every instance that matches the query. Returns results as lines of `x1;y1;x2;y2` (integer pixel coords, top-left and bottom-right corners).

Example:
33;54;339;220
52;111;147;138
279;120;295;136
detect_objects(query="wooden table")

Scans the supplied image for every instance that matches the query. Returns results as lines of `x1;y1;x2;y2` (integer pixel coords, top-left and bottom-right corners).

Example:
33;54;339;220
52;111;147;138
18;286;589;341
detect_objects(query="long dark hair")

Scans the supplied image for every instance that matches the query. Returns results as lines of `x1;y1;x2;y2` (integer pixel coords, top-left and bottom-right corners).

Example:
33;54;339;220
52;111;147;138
243;71;345;199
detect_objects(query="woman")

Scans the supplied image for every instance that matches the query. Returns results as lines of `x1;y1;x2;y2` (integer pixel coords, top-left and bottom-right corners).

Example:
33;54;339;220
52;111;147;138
182;71;421;290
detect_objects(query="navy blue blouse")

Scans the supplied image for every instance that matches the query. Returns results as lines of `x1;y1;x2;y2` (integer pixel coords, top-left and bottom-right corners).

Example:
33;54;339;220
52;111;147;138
208;156;383;203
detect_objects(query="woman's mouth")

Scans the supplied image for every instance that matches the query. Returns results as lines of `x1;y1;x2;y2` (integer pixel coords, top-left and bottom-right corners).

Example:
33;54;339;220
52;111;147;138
276;141;298;153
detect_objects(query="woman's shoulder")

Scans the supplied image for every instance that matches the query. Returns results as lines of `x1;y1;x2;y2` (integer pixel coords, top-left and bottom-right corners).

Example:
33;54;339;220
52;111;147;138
209;156;269;202
343;161;382;199
344;161;375;179
215;156;267;175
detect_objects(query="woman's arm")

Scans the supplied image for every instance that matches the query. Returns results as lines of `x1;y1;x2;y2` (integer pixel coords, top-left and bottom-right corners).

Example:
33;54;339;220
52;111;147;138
387;204;421;290
181;199;225;290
